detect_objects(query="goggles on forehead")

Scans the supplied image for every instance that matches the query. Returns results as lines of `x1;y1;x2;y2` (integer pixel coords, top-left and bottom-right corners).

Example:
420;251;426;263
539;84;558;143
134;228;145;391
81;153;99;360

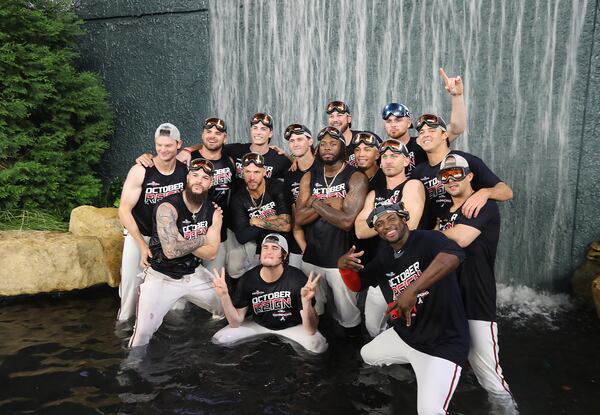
250;113;273;129
379;139;409;157
317;126;344;142
189;158;215;175
352;132;382;148
204;117;226;132
326;100;350;114
284;124;312;140
382;103;411;120
438;167;470;184
415;114;447;132
241;152;265;168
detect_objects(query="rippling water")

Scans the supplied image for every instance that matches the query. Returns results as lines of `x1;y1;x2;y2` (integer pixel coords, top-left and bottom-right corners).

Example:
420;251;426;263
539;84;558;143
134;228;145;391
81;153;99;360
0;286;598;414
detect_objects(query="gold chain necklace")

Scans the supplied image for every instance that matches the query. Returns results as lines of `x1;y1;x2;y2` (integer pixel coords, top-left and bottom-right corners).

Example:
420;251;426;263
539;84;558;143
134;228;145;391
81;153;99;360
323;163;346;194
248;188;265;209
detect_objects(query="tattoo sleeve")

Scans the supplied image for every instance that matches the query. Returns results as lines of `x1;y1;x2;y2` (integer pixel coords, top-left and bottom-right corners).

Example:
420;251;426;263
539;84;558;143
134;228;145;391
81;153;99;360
256;214;291;231
156;203;207;259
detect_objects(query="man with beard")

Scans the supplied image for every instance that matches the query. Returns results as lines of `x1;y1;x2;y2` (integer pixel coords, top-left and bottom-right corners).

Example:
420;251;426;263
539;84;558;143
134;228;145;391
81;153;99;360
354;139;425;337
437;154;515;404
128;158;223;347
412;114;513;229
211;234;328;354
326;100;359;167
338;203;468;415
281;124;315;267
117;123;188;322
382;68;466;175
228;152;292;279
295;126;368;331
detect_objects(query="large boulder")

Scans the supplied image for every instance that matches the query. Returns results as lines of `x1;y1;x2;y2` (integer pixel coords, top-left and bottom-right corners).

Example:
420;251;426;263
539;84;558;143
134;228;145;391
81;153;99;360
592;277;600;319
0;231;109;296
572;241;600;307
69;206;123;287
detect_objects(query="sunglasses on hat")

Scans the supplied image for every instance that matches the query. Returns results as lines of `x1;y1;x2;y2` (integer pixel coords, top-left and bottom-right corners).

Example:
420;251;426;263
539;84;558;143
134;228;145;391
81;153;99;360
250;113;273;129
190;158;215;175
284;124;312;140
438;167;470;184
204;117;226;132
415;114;447;132
326;101;350;115
379;139;409;157
241;152;265;168
382;103;411;120
352;132;381;148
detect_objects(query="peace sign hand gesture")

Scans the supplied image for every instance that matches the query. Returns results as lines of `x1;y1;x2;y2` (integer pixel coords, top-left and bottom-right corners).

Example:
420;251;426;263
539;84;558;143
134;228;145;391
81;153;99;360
212;267;229;298
301;271;322;302
440;68;463;96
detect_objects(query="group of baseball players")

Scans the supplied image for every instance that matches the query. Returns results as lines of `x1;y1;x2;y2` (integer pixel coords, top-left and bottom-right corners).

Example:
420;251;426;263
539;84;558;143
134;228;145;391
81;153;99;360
116;68;517;414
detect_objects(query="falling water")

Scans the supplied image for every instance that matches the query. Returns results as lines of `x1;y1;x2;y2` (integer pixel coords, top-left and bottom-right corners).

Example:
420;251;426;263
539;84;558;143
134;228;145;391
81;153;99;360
208;0;590;288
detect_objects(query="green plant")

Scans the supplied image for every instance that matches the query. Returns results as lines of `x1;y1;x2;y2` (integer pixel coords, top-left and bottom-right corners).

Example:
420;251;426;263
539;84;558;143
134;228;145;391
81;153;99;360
0;0;114;220
0;209;68;231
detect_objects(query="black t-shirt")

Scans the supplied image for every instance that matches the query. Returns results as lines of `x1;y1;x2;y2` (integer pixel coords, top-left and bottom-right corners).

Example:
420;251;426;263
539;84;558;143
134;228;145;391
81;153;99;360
149;193;215;279
345;129;360;167
405;136;427;176
232;265;307;330
131;161;187;236
224;143;292;183
302;163;360;268
229;179;292;252
283;163;314;255
359;230;469;366
439;200;500;321
411;150;502;229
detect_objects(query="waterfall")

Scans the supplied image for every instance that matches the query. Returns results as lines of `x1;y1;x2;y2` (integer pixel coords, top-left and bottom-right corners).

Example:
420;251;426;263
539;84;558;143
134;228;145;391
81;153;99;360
208;0;590;288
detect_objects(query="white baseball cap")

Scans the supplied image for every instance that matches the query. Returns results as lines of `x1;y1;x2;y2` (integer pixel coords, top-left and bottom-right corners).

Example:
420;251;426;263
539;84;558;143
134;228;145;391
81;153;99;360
154;122;181;142
261;233;289;253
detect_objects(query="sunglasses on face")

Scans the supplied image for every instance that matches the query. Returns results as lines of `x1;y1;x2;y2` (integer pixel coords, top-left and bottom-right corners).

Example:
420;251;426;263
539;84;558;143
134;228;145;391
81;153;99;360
317;126;343;142
438;167;470;184
382;103;411;120
352;132;381;148
379;139;409;156
241;152;265;168
326;101;349;114
190;158;215;175
284;124;311;140
204;117;226;132
250;113;273;129
415;114;447;132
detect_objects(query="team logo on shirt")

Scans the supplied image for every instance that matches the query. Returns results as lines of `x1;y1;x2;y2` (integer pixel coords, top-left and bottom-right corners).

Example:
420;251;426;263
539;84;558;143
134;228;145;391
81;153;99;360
407;151;416;171
375;190;402;207
212;167;232;186
439;213;459;231
291;182;301;201
182;221;208;239
252;291;292;313
144;182;184;204
348;153;357;167
248;201;277;219
387;261;423;299
312;183;347;199
421;177;445;199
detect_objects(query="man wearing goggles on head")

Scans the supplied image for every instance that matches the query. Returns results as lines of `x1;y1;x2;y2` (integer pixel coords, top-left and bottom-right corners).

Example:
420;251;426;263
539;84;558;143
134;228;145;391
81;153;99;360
412;113;513;229
354;139;426;337
337;202;468;414
282;124;316;268
227;152;292;281
117;123;188;323
381;68;466;175
128;158;223;347
436;154;516;407
294;126;368;334
326;100;360;167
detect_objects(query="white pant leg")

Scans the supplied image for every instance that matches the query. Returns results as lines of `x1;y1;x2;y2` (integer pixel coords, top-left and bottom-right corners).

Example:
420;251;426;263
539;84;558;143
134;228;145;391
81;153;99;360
364;286;389;337
117;234;150;321
323;266;361;328
300;261;328;315
226;237;258;279
288;253;303;269
276;325;328;354
412;351;462;415
128;269;185;347
360;327;411;366
184;266;223;315
468;320;513;398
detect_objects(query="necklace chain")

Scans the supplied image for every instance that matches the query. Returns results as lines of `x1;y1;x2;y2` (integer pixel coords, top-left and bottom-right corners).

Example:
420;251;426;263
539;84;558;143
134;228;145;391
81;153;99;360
249;188;265;209
323;163;345;194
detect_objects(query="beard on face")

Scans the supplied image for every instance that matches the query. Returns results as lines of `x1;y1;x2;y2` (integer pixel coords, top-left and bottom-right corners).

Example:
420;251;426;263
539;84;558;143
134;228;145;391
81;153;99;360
317;145;345;166
184;186;207;205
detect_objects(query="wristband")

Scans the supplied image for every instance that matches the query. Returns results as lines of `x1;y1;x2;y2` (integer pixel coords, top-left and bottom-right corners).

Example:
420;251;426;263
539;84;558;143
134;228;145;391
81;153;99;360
339;268;362;292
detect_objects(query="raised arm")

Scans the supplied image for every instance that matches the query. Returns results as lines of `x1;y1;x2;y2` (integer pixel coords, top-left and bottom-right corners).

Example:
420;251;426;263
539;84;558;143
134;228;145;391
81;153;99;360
212;267;248;327
294;172;320;225
156;203;207;259
440;67;466;142
402;179;426;230
310;171;368;231
300;272;321;335
192;209;223;261
118;164;152;267
355;190;377;239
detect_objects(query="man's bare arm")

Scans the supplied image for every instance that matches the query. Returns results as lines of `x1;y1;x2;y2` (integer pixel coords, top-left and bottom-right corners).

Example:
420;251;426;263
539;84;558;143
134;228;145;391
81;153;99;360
439;68;466;142
355;190;377;239
251;214;292;232
192;209;223;261
311;171;368;231
156;203;207;259
294;172;320;225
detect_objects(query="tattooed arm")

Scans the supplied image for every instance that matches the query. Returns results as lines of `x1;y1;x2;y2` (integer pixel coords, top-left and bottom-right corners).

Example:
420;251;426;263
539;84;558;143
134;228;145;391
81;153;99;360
156;202;207;259
250;214;292;232
192;209;223;261
311;171;369;231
